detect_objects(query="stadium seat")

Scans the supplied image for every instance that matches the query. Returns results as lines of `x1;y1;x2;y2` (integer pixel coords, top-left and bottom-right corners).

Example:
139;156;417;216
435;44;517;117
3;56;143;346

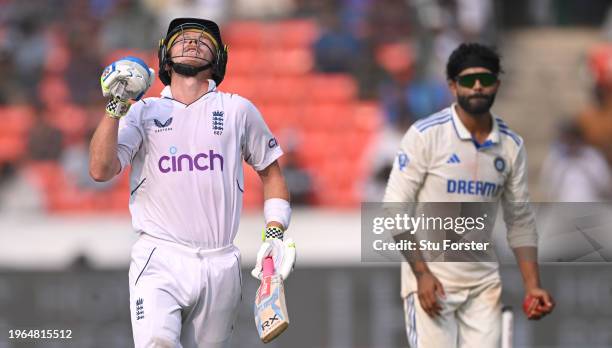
353;102;383;133
242;163;263;210
43;29;70;75
268;48;313;76
254;77;284;103
226;48;260;76
22;161;67;196
221;76;257;100
43;104;88;145
295;131;329;168
109;190;128;213
258;103;299;131
0;106;35;137
271;76;308;102
273;20;318;49
116;171;131;191
224;21;266;49
301;103;352;131
310;74;357;103
39;75;70;110
0;136;26;163
103;49;153;67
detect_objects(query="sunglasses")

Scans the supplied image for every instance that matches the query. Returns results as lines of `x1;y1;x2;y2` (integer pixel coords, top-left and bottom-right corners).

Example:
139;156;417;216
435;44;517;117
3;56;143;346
455;73;498;88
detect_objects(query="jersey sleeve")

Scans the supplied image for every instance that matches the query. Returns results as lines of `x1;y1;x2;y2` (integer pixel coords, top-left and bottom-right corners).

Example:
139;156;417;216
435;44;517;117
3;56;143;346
117;101;145;172
501;144;538;248
383;126;428;202
241;99;283;171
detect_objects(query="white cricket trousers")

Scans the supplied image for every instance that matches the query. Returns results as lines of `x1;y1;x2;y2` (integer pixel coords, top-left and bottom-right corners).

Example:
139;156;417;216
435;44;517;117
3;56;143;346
404;280;502;348
129;234;242;348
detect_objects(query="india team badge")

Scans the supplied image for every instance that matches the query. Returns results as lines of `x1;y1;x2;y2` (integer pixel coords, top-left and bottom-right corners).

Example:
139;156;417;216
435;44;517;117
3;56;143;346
397;151;409;171
494;156;505;172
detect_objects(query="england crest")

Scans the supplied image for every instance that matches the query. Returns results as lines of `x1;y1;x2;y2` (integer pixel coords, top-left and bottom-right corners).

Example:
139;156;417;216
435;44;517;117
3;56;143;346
212;110;224;135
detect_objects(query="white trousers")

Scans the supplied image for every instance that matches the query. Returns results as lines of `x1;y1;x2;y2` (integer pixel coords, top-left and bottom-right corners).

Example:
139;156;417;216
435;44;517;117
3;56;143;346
129;234;242;348
404;280;502;348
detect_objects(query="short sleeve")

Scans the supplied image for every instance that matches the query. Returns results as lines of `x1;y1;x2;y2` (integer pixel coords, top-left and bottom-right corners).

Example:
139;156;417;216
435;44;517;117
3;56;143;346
241;99;283;171
117;101;144;172
383;126;429;202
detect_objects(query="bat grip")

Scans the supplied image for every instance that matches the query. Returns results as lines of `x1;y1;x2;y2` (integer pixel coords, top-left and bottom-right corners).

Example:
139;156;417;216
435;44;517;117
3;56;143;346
263;256;274;277
115;80;127;99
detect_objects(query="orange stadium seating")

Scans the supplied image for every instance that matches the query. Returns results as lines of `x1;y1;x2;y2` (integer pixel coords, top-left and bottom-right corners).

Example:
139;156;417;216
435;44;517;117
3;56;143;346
8;19;382;213
0;106;34;164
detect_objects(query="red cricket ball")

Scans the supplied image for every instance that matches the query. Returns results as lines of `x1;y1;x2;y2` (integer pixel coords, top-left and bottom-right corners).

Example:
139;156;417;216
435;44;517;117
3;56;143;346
522;295;539;317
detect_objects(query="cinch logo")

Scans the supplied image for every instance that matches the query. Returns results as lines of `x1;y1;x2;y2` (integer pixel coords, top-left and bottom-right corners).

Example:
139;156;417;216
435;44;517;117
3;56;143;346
158;147;224;173
268;138;278;149
447;179;501;197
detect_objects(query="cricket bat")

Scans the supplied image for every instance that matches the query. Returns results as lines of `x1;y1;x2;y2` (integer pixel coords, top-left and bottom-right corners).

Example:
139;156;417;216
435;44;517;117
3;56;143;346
254;256;289;343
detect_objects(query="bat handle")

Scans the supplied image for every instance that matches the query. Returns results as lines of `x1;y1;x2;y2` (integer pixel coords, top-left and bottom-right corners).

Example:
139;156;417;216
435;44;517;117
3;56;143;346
263;256;274;277
115;80;127;99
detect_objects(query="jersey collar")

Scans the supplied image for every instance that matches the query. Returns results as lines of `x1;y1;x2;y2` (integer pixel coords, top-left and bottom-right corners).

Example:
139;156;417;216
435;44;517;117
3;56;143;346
450;103;500;148
161;79;217;99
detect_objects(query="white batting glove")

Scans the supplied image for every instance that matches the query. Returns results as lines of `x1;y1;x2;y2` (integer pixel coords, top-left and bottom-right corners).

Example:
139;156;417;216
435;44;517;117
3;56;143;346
100;57;155;101
251;227;296;280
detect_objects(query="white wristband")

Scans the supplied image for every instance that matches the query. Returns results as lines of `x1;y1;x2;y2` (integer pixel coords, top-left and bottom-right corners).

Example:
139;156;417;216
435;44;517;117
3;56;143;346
264;198;291;230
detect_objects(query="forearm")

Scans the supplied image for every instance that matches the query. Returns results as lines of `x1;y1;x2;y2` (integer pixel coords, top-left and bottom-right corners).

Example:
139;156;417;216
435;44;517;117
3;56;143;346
89;116;121;182
409;260;432;277
259;164;289;201
258;161;290;229
513;246;541;290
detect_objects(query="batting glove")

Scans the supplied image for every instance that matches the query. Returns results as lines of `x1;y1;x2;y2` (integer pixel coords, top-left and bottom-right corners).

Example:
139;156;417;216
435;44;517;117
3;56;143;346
251;226;296;280
105;96;131;119
101;57;154;119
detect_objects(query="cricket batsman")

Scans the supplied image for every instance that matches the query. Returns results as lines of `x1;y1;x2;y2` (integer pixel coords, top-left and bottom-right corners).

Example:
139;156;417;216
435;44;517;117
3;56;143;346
89;18;296;347
383;43;555;347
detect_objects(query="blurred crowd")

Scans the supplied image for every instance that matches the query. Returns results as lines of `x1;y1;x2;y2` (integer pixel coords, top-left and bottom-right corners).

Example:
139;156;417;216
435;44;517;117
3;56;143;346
0;0;498;211
542;43;612;202
2;0;612;213
537;5;612;202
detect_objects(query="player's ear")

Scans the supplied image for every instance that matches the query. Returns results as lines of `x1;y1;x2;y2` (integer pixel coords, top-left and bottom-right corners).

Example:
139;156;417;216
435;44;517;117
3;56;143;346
448;79;457;96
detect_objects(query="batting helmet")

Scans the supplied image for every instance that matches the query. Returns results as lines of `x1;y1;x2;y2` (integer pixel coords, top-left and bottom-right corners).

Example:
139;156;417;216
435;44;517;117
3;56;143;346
158;17;228;86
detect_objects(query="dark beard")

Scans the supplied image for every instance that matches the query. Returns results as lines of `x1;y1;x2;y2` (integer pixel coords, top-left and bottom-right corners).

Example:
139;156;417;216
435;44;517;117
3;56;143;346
457;93;496;115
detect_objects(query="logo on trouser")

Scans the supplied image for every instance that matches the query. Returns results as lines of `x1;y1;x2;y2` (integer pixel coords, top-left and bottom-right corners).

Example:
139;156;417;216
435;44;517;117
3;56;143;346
136;298;144;320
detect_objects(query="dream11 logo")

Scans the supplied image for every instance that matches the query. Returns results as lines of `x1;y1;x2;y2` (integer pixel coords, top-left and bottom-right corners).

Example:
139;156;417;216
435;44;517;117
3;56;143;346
158;146;224;173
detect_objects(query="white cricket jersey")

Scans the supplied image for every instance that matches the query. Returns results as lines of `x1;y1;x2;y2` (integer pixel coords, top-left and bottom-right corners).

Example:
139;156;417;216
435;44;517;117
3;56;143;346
116;80;282;249
383;104;537;297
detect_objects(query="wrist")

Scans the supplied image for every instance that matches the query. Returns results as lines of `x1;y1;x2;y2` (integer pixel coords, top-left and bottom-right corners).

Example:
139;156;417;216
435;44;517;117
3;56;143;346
411;262;432;278
263;225;284;241
524;280;541;291
105;97;131;119
264;198;291;230
414;270;432;279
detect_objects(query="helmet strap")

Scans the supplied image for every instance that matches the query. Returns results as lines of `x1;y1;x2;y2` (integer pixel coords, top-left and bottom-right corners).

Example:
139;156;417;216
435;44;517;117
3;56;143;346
169;61;213;77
